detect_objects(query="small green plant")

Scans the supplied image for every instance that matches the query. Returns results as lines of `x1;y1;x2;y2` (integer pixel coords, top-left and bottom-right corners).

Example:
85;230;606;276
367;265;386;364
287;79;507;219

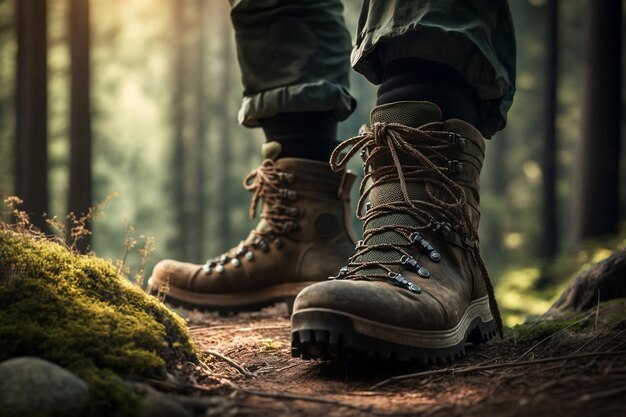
115;219;156;288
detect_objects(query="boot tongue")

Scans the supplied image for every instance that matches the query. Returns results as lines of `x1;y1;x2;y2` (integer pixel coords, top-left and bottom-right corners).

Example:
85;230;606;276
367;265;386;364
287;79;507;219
370;101;442;127
355;102;442;275
368;100;442;212
261;141;282;161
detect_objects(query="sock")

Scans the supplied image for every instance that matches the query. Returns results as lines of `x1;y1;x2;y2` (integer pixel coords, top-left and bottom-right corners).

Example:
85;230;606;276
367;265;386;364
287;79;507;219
259;112;338;162
377;58;481;128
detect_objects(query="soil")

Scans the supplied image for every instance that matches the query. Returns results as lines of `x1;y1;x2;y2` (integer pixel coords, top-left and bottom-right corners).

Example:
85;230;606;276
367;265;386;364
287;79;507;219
154;301;626;417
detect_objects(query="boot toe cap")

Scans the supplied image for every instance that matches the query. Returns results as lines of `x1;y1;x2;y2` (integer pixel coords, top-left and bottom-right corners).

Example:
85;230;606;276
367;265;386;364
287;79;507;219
149;259;202;290
293;279;448;331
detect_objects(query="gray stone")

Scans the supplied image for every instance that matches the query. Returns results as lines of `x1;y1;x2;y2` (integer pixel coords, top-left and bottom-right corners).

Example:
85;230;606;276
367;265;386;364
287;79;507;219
0;357;90;417
134;384;193;417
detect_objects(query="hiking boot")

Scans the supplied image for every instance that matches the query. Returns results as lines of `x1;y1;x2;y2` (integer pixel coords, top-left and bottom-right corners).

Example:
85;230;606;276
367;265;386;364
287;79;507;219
291;101;503;363
148;142;357;313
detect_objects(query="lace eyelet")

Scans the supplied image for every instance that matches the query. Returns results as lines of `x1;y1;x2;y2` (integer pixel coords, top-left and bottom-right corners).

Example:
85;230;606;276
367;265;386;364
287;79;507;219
400;255;431;278
447;160;463;177
389;272;421;294
448;132;466;148
409;232;422;243
257;239;269;252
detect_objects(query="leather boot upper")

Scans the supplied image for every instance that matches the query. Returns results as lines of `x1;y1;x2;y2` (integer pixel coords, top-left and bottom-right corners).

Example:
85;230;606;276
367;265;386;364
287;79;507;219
294;101;502;335
151;144;356;296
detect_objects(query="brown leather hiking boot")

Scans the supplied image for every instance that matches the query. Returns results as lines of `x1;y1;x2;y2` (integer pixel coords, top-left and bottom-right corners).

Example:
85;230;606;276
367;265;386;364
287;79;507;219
291;101;503;363
148;142;357;313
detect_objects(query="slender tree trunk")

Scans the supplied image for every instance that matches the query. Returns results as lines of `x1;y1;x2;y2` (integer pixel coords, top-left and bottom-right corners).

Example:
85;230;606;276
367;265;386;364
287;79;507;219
67;0;92;252
485;130;508;255
573;0;622;241
214;7;232;253
189;0;207;261
539;0;558;258
15;0;49;232
0;1;14;198
169;1;188;259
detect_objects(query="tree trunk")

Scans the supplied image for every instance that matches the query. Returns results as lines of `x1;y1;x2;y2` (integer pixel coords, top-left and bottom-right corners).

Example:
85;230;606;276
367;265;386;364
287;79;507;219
188;0;207;262
485;130;508;255
67;0;92;252
214;7;232;253
14;0;49;233
573;0;622;241
539;0;558;258
169;1;188;260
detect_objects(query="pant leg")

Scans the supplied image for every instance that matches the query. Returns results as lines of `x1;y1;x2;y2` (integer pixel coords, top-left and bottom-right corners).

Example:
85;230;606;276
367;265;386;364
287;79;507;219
352;0;516;138
230;0;355;127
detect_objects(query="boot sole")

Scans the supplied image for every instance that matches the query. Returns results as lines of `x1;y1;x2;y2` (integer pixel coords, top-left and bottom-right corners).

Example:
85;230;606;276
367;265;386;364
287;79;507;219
291;296;497;363
146;276;317;314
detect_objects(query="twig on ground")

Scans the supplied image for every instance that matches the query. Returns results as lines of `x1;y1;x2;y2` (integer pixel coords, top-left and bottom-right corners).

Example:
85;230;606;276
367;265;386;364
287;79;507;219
203;350;255;378
237;387;375;412
594;290;601;331
517;314;592;361
208;378;386;415
370;350;626;390
579;385;626;402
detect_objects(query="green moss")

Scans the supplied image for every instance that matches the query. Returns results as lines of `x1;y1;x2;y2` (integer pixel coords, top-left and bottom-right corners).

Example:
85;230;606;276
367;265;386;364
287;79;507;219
257;338;282;351
0;229;196;416
509;299;626;341
510;314;589;341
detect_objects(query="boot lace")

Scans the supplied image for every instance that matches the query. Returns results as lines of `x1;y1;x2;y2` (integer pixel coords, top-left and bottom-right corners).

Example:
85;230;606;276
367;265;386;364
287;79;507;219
202;159;299;274
329;122;503;337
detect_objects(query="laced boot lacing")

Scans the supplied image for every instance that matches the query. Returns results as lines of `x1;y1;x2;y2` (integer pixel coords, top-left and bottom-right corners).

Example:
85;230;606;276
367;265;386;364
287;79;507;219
202;159;300;274
329;122;503;337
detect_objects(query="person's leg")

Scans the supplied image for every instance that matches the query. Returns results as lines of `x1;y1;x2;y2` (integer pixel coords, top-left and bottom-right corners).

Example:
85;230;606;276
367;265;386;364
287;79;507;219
232;0;355;161
148;0;357;312
292;0;516;362
354;0;516;138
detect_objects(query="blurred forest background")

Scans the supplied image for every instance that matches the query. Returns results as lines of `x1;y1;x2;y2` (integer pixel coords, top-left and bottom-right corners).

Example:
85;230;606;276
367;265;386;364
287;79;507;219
1;0;624;325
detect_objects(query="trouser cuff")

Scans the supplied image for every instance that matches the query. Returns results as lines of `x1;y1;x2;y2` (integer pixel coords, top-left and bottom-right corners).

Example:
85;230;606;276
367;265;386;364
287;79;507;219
238;81;356;128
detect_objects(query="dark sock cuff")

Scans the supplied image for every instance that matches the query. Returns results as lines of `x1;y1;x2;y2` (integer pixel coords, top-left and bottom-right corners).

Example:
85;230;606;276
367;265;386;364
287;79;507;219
259;111;338;161
377;58;482;127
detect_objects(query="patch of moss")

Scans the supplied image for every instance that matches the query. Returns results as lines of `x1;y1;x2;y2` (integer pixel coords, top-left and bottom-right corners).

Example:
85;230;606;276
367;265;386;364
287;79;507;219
509;314;590;341
257;338;282;351
509;299;626;341
0;229;196;416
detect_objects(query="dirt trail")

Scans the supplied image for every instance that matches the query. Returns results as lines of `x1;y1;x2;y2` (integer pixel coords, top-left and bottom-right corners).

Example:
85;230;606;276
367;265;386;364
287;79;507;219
177;303;626;417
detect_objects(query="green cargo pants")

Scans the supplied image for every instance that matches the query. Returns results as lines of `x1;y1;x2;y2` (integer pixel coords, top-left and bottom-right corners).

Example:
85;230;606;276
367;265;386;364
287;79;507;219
230;0;515;138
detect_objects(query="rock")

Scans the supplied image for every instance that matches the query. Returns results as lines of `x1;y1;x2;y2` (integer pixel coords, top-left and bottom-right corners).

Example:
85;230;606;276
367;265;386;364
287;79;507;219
134;384;193;417
0;357;90;417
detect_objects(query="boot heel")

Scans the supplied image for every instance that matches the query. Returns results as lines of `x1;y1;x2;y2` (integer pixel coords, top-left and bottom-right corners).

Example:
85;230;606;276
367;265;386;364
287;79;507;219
283;297;295;315
466;319;499;345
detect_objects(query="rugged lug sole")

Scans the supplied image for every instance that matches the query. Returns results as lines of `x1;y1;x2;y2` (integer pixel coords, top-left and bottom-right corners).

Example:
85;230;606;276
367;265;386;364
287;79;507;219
291;297;497;363
146;277;317;314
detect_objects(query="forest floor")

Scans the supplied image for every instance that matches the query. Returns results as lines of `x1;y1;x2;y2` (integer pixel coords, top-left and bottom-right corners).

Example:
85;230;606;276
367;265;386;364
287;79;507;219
158;301;626;417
